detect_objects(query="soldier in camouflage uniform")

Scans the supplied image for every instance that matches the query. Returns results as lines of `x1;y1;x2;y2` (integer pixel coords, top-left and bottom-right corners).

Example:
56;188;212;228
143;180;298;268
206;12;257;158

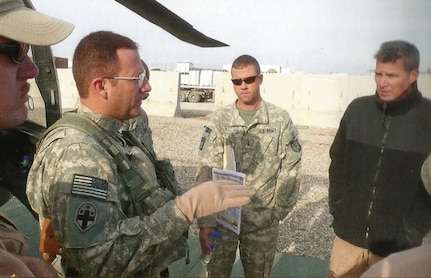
197;55;302;277
26;31;252;277
0;0;73;276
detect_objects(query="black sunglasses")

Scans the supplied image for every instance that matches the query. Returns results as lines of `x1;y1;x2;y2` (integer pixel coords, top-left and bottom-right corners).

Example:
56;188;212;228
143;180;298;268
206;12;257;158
231;75;259;86
0;42;30;64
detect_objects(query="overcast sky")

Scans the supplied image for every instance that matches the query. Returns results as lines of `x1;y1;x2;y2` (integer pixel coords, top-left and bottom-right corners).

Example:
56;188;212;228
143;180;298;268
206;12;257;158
32;0;431;74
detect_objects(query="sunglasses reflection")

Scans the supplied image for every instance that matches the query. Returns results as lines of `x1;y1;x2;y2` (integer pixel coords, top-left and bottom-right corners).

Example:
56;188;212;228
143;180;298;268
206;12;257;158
0;42;29;64
231;75;259;86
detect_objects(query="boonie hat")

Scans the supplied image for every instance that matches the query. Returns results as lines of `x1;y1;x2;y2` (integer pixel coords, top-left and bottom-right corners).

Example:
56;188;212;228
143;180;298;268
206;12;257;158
0;0;74;45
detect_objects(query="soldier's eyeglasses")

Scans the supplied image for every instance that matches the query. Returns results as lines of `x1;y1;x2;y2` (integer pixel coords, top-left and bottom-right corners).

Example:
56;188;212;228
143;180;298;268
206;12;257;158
231;75;259;86
104;70;147;87
0;42;29;64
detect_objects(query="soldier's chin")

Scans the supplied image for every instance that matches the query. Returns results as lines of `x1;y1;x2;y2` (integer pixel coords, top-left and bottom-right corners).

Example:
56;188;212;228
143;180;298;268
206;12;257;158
1;109;28;129
16;107;29;125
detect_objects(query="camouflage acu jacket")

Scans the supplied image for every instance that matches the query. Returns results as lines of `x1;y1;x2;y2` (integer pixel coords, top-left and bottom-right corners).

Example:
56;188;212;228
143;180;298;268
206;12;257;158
197;100;302;232
26;104;189;277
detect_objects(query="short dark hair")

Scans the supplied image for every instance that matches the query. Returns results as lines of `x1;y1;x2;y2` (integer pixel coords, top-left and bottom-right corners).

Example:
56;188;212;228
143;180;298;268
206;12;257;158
231;54;261;74
72;31;138;97
374;40;420;72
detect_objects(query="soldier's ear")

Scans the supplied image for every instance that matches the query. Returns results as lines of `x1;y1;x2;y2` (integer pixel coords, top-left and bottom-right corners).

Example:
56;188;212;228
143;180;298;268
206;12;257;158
409;69;419;84
92;78;108;99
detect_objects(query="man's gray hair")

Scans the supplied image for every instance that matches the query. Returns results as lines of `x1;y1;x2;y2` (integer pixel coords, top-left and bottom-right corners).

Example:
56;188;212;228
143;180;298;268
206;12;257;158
374;40;420;72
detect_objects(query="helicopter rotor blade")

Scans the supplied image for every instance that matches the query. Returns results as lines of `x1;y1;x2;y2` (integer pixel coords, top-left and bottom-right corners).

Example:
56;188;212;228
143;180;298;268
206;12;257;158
115;0;228;47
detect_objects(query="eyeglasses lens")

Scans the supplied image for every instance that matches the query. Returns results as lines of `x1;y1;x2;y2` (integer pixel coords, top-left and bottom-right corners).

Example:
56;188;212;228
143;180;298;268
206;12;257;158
138;71;146;87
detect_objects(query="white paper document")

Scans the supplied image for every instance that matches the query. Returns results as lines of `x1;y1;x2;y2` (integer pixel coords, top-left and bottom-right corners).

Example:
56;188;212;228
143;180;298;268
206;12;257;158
212;168;246;234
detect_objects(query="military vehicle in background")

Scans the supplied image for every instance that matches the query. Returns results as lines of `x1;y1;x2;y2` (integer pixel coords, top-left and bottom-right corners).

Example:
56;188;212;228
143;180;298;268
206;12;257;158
177;63;283;102
177;62;227;103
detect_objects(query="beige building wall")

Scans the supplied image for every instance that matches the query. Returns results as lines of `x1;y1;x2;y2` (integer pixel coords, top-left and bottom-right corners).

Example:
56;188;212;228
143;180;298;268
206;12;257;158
29;69;431;129
215;72;431;128
29;69;181;119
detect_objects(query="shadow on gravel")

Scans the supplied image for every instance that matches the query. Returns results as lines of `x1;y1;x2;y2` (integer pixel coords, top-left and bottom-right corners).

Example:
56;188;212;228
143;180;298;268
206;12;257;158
180;110;212;119
278;174;333;261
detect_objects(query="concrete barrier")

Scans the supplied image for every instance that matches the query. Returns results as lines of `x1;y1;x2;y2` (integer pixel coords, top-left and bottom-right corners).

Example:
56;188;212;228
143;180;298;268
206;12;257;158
29;69;431;128
140;70;181;117
214;72;431;128
29;69;181;118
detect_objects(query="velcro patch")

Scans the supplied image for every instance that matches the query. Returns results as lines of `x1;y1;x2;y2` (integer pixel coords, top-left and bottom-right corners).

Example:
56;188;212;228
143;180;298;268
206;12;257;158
72;174;108;200
75;202;97;232
199;126;212;151
291;139;302;152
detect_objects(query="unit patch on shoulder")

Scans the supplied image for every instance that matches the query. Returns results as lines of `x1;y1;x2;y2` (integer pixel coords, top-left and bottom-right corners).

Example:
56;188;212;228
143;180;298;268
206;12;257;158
199;126;212;151
75;202;97;232
72;174;108;200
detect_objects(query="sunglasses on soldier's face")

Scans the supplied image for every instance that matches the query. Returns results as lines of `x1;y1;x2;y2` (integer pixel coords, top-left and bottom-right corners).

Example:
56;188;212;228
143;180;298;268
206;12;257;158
231;75;259;86
0;42;29;64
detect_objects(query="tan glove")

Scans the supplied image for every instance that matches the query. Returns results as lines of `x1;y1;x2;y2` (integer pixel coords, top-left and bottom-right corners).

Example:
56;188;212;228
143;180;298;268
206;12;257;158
175;180;252;223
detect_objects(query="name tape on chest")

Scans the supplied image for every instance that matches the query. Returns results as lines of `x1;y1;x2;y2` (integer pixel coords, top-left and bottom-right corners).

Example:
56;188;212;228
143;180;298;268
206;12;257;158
223;127;277;134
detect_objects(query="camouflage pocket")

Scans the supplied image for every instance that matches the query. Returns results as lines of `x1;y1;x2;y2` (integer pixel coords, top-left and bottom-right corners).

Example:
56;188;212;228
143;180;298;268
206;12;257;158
142;188;175;216
155;159;181;196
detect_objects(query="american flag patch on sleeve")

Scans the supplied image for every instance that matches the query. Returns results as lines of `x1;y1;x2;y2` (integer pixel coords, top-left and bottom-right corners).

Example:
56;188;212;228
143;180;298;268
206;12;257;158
72;174;108;200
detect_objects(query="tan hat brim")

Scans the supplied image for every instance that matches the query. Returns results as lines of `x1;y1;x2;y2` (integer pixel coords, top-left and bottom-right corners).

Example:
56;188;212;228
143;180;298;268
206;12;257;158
0;7;74;46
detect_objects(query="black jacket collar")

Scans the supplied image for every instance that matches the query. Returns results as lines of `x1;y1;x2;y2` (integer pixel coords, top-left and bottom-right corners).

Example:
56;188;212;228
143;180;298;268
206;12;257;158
375;81;422;115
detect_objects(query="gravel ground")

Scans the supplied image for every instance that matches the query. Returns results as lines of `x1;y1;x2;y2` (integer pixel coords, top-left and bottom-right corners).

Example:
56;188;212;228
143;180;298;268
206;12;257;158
25;106;431;261
26;106;336;261
149;114;336;261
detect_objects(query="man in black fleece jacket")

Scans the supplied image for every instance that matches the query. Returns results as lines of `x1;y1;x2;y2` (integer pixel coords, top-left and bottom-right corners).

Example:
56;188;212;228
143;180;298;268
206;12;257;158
361;156;431;277
327;40;431;277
